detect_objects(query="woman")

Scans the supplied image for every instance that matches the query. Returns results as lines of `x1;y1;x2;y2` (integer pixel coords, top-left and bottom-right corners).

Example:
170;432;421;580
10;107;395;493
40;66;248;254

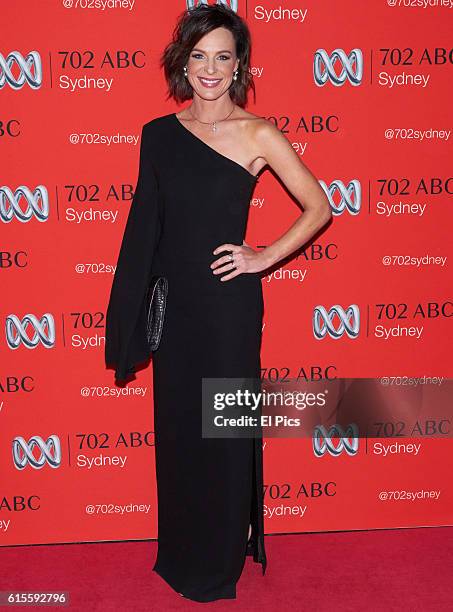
105;3;331;603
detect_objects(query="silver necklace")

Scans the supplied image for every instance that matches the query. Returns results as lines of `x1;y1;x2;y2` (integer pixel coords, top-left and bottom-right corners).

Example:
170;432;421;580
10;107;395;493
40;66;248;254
188;105;236;133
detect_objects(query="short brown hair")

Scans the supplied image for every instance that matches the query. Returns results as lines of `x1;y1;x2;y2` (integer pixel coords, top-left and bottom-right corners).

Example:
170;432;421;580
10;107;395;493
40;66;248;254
160;4;255;107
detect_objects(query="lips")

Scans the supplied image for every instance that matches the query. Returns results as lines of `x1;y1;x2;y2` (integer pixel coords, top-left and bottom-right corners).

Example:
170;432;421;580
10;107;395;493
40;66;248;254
198;77;222;88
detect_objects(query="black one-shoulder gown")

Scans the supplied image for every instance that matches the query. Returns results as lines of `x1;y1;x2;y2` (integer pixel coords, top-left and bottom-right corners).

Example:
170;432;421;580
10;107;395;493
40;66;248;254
105;112;267;602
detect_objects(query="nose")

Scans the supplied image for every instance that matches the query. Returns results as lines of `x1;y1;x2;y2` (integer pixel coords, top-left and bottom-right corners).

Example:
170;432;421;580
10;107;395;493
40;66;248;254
205;56;218;74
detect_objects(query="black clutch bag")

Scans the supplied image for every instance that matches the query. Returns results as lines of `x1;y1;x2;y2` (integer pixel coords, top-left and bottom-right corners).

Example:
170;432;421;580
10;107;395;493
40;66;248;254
146;275;168;352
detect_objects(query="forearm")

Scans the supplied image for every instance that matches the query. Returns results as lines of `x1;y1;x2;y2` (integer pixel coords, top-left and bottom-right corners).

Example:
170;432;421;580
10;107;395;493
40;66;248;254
259;207;331;269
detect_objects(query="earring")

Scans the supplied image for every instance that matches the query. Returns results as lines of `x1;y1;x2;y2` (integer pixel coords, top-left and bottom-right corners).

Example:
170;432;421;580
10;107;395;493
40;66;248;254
233;69;238;81
183;65;188;78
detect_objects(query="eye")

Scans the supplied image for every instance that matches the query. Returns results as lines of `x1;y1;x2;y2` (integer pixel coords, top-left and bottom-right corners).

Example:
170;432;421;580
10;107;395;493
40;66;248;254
190;53;232;61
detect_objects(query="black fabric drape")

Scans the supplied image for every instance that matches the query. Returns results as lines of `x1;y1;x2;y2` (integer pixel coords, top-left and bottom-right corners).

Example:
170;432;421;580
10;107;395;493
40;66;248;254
104;123;162;382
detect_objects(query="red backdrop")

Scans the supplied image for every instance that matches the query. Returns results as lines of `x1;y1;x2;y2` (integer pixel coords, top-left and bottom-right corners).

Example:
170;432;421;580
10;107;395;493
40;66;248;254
1;0;452;546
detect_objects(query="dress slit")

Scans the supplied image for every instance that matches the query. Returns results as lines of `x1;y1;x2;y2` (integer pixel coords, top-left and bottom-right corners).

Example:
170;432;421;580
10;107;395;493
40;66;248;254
248;436;267;575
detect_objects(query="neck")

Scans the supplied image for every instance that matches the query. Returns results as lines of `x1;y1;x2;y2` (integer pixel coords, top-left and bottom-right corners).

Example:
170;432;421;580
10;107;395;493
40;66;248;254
188;97;235;122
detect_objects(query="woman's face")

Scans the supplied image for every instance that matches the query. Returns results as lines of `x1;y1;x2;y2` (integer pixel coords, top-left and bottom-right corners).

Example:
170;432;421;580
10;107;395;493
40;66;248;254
186;26;239;100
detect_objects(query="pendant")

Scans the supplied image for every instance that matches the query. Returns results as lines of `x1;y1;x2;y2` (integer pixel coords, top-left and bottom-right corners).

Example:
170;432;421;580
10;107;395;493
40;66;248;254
212;121;217;133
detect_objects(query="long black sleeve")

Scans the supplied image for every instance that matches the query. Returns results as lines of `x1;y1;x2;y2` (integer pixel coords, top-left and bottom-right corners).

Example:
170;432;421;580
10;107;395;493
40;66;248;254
104;123;161;382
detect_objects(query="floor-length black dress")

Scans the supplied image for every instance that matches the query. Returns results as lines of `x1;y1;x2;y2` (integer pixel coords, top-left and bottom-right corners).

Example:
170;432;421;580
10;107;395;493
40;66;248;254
105;112;267;602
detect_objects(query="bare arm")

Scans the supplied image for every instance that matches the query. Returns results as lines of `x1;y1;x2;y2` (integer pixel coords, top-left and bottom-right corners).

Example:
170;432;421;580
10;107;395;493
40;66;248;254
212;118;332;280
254;119;332;269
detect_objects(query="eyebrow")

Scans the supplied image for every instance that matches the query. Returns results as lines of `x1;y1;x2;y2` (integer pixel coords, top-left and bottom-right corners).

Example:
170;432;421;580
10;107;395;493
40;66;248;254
191;48;233;54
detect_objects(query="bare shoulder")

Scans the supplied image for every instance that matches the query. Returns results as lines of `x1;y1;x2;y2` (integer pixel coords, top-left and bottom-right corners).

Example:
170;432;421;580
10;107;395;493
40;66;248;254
235;109;289;168
236;109;285;146
235;109;268;134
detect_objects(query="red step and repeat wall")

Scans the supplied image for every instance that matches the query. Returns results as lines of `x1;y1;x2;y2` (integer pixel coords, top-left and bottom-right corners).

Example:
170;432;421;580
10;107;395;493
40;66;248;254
1;0;452;546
